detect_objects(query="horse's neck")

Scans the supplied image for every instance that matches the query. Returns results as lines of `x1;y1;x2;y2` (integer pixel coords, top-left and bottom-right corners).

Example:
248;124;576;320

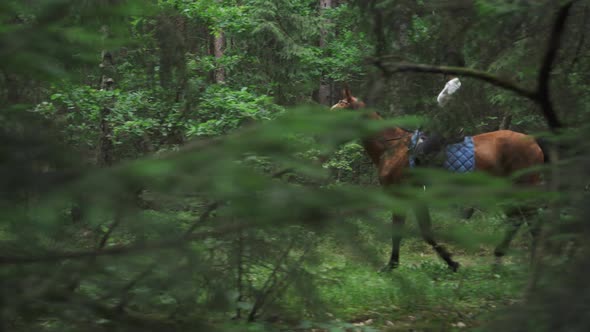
361;112;409;166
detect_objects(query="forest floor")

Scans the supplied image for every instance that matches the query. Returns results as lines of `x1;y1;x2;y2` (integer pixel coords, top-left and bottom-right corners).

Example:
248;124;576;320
265;211;533;332
64;194;534;332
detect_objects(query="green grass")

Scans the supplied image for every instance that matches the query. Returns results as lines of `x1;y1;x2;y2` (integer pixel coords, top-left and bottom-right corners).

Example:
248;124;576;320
37;197;535;332
314;253;526;331
276;209;534;331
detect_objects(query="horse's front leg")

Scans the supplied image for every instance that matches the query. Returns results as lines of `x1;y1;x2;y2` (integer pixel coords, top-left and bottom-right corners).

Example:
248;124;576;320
382;211;406;272
493;207;526;266
414;203;460;272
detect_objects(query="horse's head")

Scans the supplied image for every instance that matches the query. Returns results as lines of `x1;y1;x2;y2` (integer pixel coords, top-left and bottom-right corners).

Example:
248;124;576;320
330;87;366;111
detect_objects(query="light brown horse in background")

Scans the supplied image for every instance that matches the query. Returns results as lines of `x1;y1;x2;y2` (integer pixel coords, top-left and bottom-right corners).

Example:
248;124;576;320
331;88;547;271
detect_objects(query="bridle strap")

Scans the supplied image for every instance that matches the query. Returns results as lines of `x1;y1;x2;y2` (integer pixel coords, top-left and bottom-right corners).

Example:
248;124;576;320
382;133;412;142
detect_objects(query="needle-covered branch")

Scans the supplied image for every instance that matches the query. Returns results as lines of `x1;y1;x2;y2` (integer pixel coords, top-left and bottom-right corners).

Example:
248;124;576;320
0;222;248;266
372;60;537;100
372;0;578;131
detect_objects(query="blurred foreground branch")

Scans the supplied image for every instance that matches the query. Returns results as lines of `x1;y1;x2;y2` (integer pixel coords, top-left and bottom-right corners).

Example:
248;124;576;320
0;221;248;266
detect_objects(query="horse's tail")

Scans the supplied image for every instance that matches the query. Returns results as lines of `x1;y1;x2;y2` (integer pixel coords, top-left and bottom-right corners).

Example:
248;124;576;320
535;138;550;163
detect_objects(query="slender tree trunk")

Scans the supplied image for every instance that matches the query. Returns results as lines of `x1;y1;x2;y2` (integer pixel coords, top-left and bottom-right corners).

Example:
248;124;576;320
97;27;116;167
235;230;245;319
383;2;410;115
212;0;226;84
156;13;187;94
174;15;188;102
5;74;20;105
317;0;333;105
157;15;173;89
213;30;226;83
499;113;512;130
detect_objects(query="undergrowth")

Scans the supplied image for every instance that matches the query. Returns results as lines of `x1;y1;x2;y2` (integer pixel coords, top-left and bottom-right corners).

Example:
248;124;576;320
269;209;534;331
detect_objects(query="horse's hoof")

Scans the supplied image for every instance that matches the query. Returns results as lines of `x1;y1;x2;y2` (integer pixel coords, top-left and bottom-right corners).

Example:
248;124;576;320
461;207;475;219
379;263;398;273
449;261;460;272
492;257;503;272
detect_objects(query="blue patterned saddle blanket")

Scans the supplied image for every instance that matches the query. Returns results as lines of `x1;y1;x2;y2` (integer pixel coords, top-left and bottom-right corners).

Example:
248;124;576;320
409;131;476;173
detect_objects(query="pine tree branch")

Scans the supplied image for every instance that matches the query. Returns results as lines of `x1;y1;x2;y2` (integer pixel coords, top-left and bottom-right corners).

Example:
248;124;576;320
372;60;537;100
0;222;248;266
372;1;578;131
44;290;201;330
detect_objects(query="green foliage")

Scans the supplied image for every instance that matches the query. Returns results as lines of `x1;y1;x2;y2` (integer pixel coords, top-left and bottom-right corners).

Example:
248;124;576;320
179;0;253;34
188;85;284;137
319;4;371;83
323;142;364;172
35;85;177;157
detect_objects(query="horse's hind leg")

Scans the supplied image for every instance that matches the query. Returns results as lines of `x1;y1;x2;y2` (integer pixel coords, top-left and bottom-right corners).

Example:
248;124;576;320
522;207;541;264
382;212;406;272
414;204;460;272
527;219;541;265
494;208;526;265
461;207;475;219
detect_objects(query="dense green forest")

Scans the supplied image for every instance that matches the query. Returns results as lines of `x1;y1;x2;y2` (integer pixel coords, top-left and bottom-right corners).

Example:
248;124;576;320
2;0;590;331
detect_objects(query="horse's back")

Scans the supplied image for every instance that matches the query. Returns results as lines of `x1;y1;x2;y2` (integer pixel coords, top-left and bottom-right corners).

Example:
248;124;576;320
472;130;544;183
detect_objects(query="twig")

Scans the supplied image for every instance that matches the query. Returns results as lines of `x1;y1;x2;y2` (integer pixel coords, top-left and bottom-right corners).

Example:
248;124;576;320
183;201;220;238
98;214;123;249
65;212;124;294
258;241;316;317
247;238;297;322
115;262;158;312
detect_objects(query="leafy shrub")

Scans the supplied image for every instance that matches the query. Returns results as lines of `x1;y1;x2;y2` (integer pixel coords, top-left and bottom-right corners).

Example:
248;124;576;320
188;85;284;137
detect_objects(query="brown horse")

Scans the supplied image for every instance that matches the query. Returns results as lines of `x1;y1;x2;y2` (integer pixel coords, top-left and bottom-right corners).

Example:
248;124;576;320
331;88;547;271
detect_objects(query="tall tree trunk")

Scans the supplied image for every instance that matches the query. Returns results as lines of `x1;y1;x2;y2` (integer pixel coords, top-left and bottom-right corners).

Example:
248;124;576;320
73;30;116;224
97;27;116;168
213;30;226;83
499;113;512;130
317;0;333;105
5;74;20;105
156;13;187;93
383;1;411;116
211;0;226;84
157;15;173;89
235;230;245;319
